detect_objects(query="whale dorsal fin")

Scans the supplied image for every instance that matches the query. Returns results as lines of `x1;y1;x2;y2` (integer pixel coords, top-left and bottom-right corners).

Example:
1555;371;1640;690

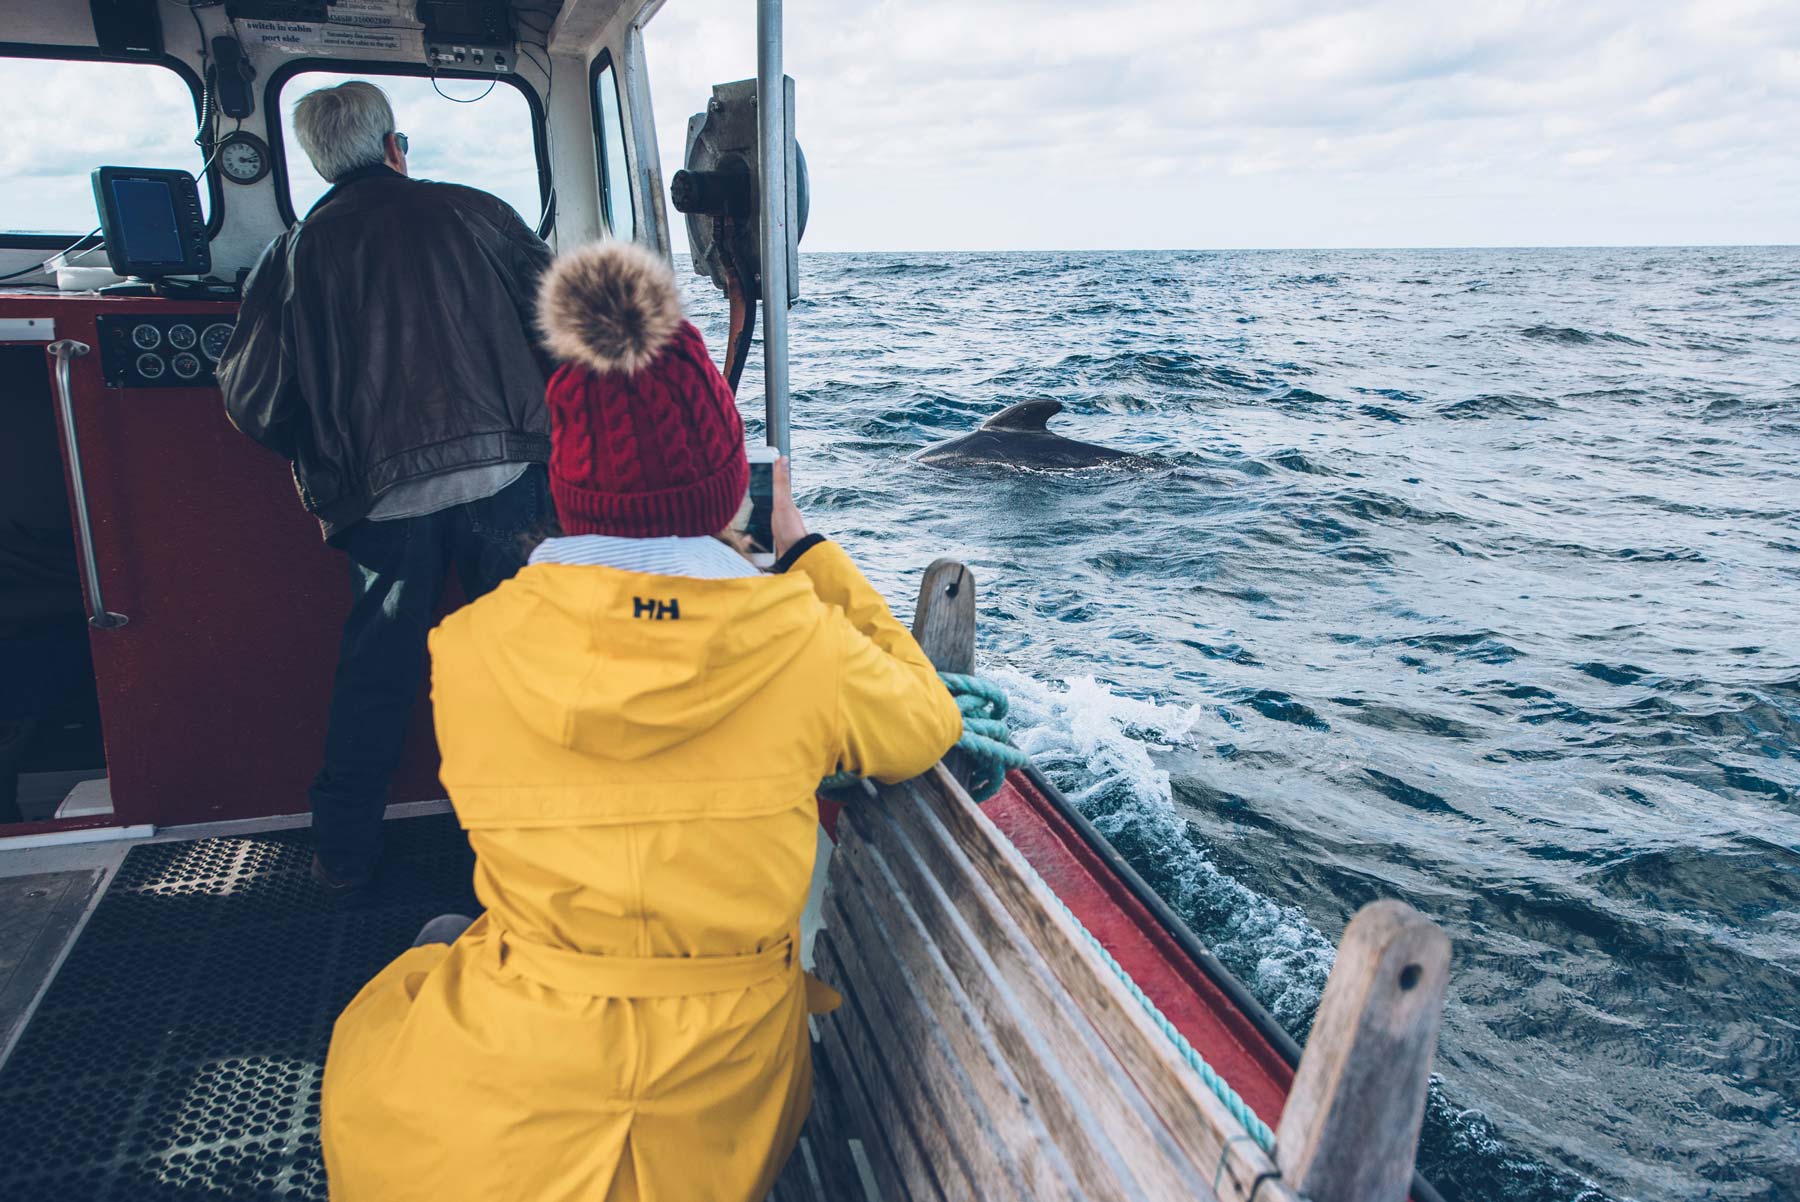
981;400;1063;432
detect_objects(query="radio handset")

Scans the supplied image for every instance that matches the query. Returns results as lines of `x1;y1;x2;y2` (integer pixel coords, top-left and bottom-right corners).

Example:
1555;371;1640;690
210;36;257;120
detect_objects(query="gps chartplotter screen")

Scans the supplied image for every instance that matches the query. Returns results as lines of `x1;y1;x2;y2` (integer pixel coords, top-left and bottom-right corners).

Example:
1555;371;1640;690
91;166;209;278
110;178;184;264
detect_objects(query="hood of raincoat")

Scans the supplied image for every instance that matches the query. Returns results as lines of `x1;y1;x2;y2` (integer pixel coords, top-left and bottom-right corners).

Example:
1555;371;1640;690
437;561;823;761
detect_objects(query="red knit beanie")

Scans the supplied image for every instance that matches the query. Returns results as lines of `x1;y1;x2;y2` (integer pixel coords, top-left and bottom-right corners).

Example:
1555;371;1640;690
536;241;748;538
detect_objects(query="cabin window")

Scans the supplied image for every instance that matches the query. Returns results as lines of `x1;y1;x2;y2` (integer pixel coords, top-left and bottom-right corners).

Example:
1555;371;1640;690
275;70;546;228
0;55;209;240
592;53;636;242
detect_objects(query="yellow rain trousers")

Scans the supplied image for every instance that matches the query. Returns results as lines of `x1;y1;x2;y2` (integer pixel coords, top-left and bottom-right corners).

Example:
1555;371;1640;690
320;538;962;1202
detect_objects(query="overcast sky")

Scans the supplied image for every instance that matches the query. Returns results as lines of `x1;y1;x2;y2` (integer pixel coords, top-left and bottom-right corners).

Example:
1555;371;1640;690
643;0;1800;251
1;2;1792;252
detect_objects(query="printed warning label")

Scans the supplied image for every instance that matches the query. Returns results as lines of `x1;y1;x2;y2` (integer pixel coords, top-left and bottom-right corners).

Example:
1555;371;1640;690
237;18;427;59
324;0;425;28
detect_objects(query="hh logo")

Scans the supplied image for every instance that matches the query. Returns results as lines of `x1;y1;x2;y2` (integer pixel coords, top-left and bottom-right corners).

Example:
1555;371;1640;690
633;597;681;621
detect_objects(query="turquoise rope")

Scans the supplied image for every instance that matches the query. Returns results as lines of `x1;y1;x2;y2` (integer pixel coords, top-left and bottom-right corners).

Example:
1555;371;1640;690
821;671;1273;1148
820;671;1029;802
1035;868;1278;1152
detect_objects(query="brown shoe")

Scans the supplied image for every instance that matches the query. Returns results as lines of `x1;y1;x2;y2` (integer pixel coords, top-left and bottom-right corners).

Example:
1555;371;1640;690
310;854;374;906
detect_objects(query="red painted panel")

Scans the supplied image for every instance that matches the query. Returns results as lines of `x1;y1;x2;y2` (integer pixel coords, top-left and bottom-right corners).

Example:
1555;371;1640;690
0;814;125;841
2;292;443;828
984;770;1297;1130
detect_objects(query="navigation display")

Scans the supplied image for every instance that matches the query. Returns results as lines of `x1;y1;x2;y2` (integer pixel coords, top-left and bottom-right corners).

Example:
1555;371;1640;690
109;178;184;264
91;166;210;279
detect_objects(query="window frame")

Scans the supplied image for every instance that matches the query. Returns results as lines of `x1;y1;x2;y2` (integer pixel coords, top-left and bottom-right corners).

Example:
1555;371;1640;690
0;42;223;248
588;48;636;241
263;58;554;233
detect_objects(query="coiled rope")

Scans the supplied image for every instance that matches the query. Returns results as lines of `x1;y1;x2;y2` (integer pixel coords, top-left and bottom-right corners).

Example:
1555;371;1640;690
820;671;1029;802
820;671;1273;1149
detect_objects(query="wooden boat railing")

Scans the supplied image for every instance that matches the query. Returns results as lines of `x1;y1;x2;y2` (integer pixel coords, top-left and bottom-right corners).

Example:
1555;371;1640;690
775;561;1449;1202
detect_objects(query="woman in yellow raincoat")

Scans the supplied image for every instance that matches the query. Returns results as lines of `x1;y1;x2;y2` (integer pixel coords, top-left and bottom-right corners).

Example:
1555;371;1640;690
319;240;963;1202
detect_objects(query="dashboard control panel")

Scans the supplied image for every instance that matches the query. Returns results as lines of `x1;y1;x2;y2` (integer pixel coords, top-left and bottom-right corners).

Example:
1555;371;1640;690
96;315;236;388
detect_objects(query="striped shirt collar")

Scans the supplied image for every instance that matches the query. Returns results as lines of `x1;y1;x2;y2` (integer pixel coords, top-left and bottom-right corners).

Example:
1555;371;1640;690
529;534;760;579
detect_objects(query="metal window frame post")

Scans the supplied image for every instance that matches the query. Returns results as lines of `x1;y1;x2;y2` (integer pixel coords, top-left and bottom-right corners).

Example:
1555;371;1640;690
756;0;791;456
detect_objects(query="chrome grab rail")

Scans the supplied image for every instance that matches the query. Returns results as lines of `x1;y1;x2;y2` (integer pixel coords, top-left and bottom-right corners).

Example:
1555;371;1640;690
46;340;128;630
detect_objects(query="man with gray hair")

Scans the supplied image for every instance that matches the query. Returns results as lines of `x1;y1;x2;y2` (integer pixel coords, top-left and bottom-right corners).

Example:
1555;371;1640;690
219;80;555;902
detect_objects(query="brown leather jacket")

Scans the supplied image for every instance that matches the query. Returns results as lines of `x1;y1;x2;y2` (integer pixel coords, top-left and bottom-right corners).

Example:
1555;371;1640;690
219;165;553;541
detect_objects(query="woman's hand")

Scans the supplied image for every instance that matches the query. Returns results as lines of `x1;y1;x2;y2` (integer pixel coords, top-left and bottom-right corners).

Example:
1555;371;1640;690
772;457;809;558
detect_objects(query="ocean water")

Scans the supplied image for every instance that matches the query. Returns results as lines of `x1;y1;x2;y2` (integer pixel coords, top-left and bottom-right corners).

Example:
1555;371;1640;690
683;246;1800;1202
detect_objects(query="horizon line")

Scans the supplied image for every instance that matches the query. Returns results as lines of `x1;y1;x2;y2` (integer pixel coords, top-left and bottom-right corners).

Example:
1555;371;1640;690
777;241;1800;255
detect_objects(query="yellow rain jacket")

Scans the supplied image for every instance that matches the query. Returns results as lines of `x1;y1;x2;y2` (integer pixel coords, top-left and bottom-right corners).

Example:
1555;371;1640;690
320;538;962;1202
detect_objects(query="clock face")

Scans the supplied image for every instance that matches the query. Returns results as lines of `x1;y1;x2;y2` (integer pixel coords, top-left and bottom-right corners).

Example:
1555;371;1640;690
218;133;270;185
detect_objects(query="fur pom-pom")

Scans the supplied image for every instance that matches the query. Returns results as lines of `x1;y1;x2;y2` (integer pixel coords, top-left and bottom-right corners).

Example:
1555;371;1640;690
538;241;685;375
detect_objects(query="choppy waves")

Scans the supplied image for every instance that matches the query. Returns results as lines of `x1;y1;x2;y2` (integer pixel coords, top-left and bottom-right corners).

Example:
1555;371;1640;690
685;245;1800;1202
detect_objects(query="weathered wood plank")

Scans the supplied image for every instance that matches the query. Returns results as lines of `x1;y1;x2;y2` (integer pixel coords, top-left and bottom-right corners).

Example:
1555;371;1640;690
802;1032;871;1202
816;929;950;1202
827;835;1081;1202
1275;900;1450;1202
769;1144;811;1202
844;795;1191;1201
824;888;1008;1202
881;766;1304;1202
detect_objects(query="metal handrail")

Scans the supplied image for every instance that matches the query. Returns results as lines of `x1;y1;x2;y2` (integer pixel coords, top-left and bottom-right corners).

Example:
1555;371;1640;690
46;340;128;630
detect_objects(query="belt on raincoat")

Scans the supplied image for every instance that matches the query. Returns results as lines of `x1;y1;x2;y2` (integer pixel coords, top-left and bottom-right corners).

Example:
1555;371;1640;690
483;921;798;999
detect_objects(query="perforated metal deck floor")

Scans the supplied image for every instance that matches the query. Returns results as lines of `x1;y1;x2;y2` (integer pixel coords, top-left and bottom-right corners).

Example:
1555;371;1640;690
0;813;862;1202
0;814;485;1201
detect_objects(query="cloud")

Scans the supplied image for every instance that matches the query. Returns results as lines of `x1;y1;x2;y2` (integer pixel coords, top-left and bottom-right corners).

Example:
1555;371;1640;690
277;70;544;222
0;59;204;233
2;4;1790;249
0;58;546;236
642;0;1800;249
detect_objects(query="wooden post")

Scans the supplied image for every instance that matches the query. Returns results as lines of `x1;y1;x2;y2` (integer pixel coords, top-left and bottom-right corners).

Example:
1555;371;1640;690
1275;900;1450;1202
910;558;975;673
910;558;977;793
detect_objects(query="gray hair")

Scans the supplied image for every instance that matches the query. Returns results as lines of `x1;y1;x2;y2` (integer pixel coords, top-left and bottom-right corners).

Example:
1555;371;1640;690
293;80;395;182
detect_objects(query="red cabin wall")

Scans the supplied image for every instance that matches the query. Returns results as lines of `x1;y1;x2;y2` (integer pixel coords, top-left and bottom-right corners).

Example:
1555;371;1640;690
2;292;444;829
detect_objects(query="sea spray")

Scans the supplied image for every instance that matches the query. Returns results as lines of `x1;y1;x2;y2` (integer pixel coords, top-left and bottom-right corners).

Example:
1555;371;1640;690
986;667;1336;1035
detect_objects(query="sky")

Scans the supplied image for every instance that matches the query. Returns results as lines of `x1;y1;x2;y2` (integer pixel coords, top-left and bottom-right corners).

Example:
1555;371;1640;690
0;57;545;237
1;3;1794;251
641;0;1800;251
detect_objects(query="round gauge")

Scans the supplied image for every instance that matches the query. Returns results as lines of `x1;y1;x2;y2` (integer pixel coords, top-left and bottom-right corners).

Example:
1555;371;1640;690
168;323;198;351
170;352;203;380
136;353;166;380
131;323;161;350
200;322;234;362
216;131;271;185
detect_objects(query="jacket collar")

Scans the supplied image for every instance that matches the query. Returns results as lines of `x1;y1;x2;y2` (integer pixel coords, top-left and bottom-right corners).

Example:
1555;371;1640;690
307;162;405;218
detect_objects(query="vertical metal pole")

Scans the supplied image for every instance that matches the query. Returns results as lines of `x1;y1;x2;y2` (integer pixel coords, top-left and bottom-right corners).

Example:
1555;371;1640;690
756;0;791;456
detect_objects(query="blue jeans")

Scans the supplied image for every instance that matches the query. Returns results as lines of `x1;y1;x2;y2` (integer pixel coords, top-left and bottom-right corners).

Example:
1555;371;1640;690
309;466;550;880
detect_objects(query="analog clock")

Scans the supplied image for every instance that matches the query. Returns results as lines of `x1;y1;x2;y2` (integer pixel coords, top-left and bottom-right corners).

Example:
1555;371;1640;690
216;131;271;185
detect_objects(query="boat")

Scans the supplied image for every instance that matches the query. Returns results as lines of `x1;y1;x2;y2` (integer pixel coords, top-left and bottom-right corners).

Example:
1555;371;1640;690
0;3;1452;1199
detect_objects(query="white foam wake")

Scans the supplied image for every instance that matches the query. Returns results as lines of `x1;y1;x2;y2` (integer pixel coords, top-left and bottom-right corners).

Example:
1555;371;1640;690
986;666;1338;1033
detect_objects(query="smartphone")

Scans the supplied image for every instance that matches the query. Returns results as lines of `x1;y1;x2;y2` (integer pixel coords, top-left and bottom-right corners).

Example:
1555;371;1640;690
746;445;778;568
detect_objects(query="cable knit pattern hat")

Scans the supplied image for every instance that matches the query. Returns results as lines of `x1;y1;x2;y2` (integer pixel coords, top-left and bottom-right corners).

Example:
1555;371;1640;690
537;241;748;538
